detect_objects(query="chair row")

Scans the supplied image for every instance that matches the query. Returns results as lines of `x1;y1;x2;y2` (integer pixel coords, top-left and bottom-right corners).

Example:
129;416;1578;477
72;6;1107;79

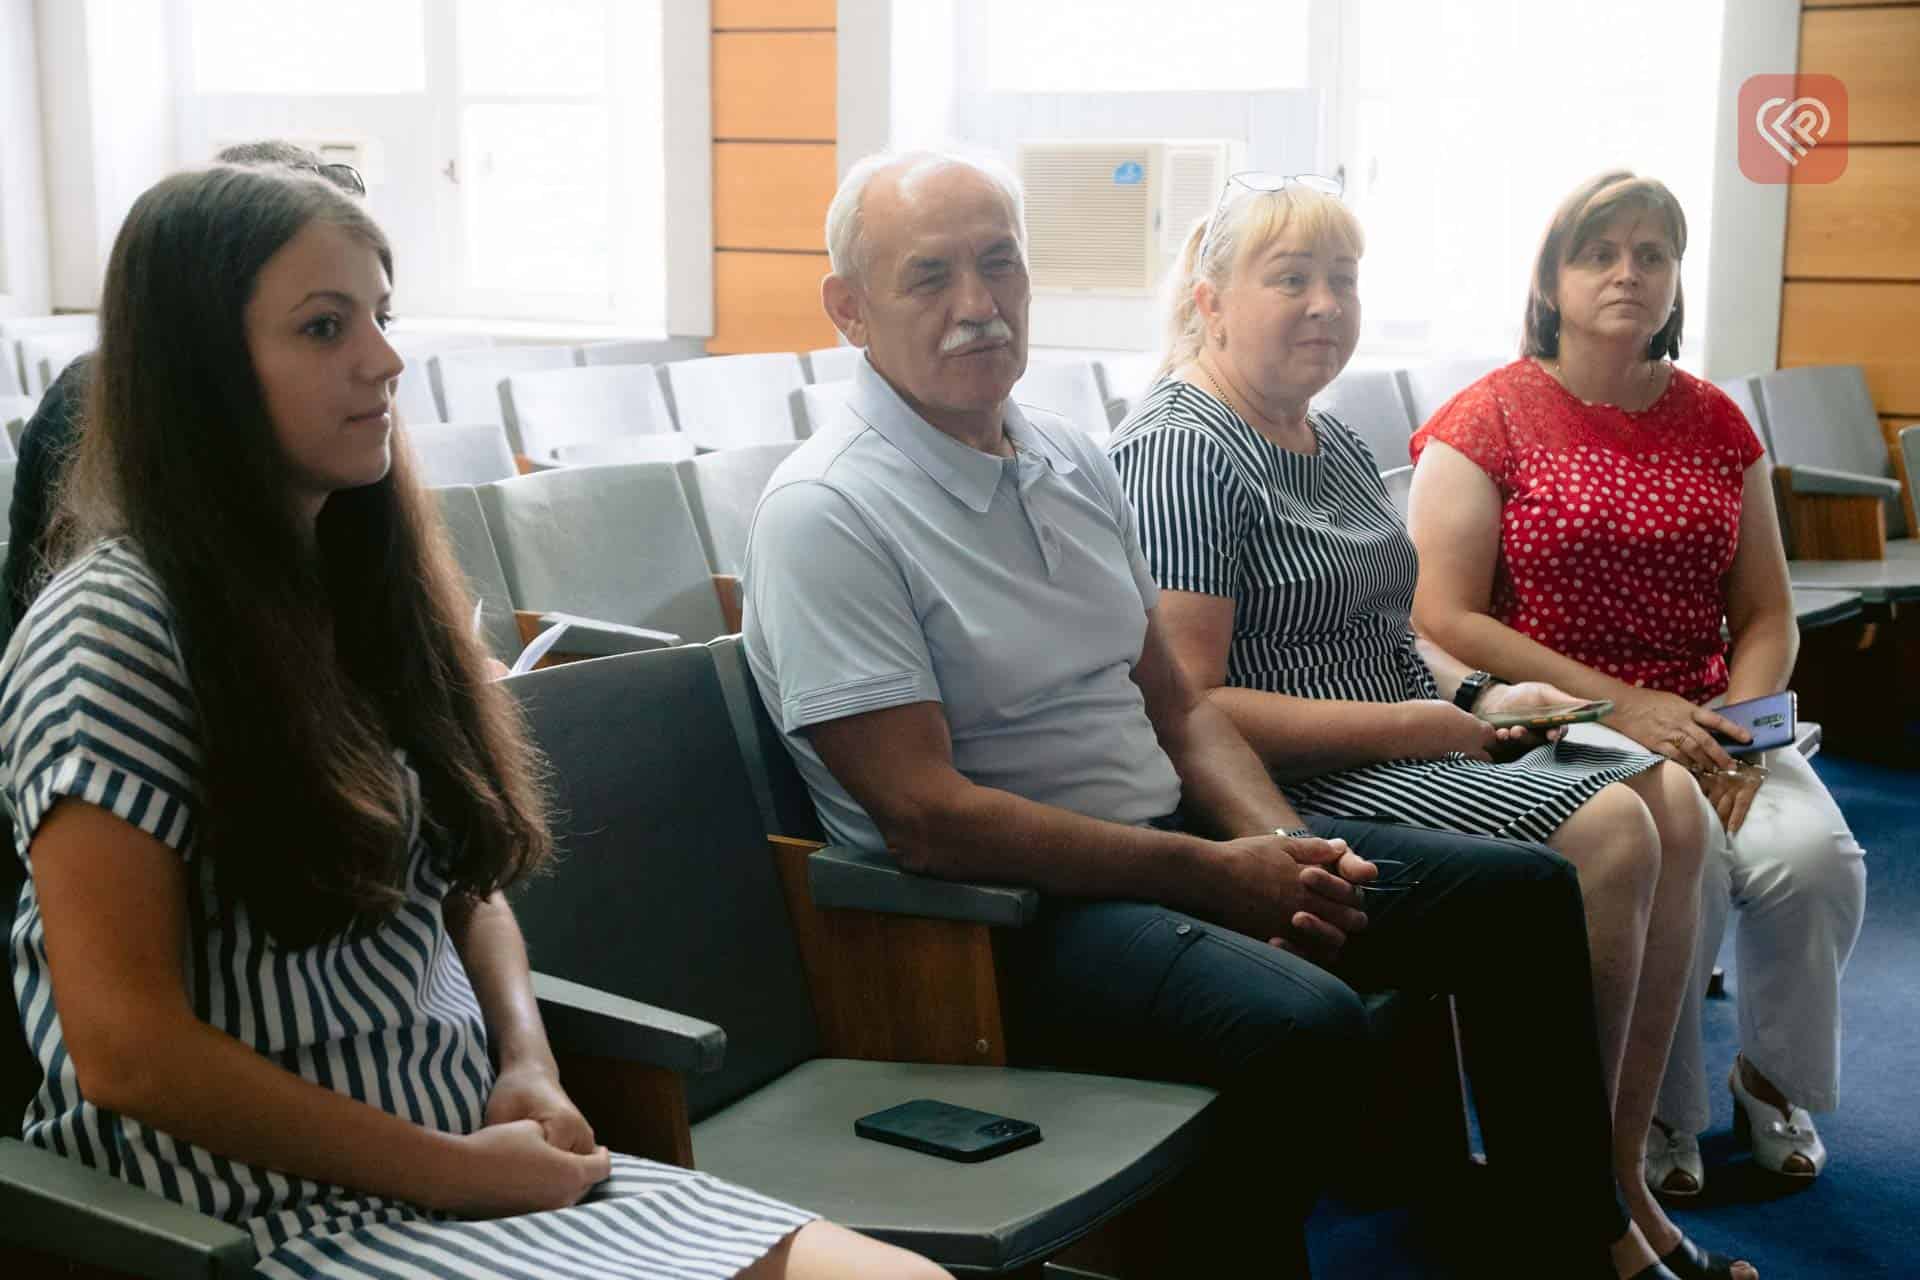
0;315;96;400
3;637;1477;1277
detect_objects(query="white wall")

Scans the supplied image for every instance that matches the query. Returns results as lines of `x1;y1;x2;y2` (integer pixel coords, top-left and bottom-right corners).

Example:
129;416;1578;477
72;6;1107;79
1700;0;1799;379
0;0;50;315
661;0;712;337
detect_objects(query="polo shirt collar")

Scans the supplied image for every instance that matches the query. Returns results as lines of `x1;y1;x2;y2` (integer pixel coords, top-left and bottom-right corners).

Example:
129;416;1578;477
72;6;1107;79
849;356;1078;514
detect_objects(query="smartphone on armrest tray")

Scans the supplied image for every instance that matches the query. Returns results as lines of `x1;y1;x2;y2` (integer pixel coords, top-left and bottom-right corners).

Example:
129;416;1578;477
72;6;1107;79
1711;691;1797;757
854;1099;1042;1163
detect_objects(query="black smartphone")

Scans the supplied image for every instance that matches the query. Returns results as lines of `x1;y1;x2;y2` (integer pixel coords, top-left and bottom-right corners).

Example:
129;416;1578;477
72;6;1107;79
854;1098;1043;1163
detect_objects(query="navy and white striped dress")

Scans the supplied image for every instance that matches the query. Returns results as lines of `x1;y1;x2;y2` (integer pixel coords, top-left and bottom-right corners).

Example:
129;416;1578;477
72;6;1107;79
3;541;814;1278
1110;380;1657;844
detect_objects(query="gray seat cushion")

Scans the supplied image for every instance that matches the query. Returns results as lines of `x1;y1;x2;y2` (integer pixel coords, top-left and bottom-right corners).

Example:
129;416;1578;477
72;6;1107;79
692;1058;1215;1273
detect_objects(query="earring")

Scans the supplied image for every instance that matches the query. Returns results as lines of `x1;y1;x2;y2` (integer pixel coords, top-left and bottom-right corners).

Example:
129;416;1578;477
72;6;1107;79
1214;330;1227;350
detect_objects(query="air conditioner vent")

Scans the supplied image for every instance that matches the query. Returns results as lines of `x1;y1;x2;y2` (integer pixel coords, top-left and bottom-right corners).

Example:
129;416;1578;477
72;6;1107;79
1018;139;1240;296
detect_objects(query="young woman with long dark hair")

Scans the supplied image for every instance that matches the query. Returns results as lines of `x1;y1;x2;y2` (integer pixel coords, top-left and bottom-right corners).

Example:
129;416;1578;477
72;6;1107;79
4;165;941;1280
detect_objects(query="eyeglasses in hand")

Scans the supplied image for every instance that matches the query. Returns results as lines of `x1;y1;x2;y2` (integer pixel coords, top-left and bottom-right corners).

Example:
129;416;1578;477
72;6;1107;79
1355;858;1422;907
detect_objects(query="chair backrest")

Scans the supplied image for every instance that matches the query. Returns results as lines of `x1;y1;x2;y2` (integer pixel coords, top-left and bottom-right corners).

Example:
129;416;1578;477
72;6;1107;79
1313;369;1418;468
17;332;93;395
0;396;37;450
0;460;16;544
1756;365;1905;537
0;343;22;398
502;364;678;463
578;336;708;367
475;462;728;642
405;422;518;487
389;332;497;424
803;344;863;384
675;442;800;575
1013;358;1110;436
428;483;523;661
550;434;697;467
433;346;582;440
1401;357;1504;428
664;353;808;451
504;646;822;1119
1381;465;1414;523
795;381;852;437
707;635;827;842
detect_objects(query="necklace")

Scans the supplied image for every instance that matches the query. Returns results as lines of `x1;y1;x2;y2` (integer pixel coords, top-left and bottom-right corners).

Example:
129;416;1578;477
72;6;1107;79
1544;355;1666;411
1198;360;1232;410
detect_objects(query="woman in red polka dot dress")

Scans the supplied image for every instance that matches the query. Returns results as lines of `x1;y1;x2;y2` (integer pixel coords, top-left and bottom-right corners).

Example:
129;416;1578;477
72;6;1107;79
1411;172;1865;1210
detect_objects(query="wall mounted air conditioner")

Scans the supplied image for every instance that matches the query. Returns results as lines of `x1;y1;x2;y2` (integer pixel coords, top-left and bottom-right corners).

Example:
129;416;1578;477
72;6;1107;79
1019;139;1242;296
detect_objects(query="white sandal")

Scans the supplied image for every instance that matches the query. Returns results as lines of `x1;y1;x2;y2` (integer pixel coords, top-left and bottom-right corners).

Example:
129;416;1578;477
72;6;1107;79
1730;1063;1827;1179
1644;1117;1704;1198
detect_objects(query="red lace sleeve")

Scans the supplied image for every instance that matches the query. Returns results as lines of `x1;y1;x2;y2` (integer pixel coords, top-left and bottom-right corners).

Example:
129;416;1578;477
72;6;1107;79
1410;377;1513;490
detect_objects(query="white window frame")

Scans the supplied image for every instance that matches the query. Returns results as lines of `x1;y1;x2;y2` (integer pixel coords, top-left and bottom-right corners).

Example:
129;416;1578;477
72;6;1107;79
170;0;668;329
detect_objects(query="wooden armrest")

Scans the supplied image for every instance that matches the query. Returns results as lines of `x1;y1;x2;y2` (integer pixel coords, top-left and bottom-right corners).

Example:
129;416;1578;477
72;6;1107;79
713;574;743;634
767;836;1009;1066
1773;466;1888;560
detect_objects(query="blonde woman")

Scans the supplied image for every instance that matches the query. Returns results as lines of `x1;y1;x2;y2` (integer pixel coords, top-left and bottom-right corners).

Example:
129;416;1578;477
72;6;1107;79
1109;175;1751;1280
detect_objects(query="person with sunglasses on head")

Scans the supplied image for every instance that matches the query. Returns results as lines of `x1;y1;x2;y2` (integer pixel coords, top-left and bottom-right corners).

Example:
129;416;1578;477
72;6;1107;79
1;142;371;652
747;148;1704;1279
2;163;946;1280
1408;170;1865;1212
1107;172;1752;1280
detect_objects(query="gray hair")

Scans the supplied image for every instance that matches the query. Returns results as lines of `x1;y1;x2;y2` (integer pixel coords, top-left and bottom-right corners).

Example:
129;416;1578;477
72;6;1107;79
825;149;1027;283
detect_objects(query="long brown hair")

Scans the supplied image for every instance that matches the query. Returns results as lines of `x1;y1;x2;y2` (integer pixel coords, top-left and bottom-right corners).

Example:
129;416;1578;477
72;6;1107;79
1522;170;1688;362
57;166;551;945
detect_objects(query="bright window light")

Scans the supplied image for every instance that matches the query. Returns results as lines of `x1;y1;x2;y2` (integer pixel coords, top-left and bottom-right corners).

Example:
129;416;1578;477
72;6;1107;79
189;0;426;95
457;0;607;97
987;0;1309;93
461;104;611;298
1342;0;1725;358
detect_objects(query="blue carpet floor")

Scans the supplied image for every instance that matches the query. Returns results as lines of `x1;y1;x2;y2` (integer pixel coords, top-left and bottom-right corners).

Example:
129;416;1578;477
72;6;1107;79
1307;749;1919;1279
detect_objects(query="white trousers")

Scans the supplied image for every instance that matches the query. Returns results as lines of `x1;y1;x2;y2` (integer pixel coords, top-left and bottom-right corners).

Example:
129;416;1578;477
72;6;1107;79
1567;722;1867;1133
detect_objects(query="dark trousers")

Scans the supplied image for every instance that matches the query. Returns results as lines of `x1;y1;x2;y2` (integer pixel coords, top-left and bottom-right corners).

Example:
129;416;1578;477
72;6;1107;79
1001;818;1627;1273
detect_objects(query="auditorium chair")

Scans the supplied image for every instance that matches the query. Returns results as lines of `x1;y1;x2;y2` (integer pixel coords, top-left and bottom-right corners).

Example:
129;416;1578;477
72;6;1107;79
1313;368;1419;468
385;330;493;425
506;646;1224;1277
1399;357;1503;428
705;637;1478;1242
16;330;93;396
474;461;739;644
803;343;864;384
500;364;681;467
578;336;708;368
1;395;38;449
1012;357;1110;437
794;380;852;436
404;421;518;487
1750;366;1913;561
431;344;582;448
663;353;808;451
675;442;801;576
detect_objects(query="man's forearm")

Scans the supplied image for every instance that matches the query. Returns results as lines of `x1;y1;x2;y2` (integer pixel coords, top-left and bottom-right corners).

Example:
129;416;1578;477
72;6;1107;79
1155;695;1304;838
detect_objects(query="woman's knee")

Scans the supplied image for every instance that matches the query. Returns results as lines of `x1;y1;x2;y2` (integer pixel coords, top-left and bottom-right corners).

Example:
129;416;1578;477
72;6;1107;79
1553;781;1661;905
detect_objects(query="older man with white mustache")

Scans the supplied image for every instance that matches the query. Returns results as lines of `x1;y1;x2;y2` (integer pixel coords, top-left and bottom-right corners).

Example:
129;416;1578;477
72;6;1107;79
742;151;1647;1279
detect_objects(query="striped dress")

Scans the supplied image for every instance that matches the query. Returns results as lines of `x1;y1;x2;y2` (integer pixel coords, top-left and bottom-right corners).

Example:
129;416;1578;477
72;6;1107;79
3;541;814;1279
1109;379;1657;844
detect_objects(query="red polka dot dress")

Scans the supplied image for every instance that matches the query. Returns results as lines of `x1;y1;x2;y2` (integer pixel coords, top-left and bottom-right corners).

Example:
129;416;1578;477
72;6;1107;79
1410;359;1766;704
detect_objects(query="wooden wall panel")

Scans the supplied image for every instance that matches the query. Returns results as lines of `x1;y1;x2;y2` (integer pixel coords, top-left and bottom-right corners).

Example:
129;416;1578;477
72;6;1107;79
1779;282;1920;414
714;143;837;252
713;0;835;28
713;32;835;140
710;251;839;353
1785;146;1920;279
1804;0;1911;8
1799;8;1920;143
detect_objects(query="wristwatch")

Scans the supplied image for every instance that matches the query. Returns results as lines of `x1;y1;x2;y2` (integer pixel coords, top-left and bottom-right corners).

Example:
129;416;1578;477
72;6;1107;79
1274;826;1316;840
1453;670;1502;712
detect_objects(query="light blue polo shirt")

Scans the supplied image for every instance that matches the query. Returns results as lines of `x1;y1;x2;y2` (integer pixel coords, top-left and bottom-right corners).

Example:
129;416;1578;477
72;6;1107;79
743;359;1184;852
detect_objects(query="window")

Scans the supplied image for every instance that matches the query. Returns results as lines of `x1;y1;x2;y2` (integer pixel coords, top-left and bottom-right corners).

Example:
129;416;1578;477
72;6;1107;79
985;0;1311;93
179;0;666;328
1331;0;1725;360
